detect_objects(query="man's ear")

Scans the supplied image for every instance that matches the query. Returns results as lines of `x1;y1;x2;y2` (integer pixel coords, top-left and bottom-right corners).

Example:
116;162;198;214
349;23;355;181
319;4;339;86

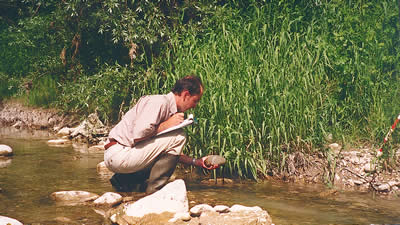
181;89;190;99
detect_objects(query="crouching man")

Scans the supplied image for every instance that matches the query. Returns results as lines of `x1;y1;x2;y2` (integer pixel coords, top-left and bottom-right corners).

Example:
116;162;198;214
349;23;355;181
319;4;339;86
104;75;218;194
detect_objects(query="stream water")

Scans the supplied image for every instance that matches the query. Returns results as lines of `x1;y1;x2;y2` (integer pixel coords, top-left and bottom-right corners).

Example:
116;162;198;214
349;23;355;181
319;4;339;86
1;127;400;224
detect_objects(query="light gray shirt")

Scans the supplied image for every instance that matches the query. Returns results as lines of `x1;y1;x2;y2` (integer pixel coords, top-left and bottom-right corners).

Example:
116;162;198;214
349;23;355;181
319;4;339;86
108;92;177;147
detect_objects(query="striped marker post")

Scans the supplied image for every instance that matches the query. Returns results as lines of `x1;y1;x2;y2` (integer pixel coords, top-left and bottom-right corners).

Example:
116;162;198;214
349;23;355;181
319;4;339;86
379;113;400;153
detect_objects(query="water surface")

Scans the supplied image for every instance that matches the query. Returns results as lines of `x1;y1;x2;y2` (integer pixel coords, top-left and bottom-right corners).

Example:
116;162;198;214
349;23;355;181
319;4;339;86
1;128;400;224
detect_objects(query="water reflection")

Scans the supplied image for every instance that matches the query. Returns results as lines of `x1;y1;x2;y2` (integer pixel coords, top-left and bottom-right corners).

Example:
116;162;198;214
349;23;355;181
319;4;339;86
1;129;400;224
0;158;12;168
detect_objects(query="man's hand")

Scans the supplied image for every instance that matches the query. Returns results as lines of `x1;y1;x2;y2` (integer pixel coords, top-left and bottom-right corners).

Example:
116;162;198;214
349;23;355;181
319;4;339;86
157;113;184;133
178;155;220;170
196;156;220;170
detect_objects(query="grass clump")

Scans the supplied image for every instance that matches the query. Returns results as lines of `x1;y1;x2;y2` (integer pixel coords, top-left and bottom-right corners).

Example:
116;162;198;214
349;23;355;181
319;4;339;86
165;1;400;178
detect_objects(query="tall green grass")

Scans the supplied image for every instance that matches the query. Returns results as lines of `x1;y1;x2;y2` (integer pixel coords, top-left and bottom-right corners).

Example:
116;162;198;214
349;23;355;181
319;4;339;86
165;1;400;178
57;64;165;124
3;0;399;179
26;75;58;107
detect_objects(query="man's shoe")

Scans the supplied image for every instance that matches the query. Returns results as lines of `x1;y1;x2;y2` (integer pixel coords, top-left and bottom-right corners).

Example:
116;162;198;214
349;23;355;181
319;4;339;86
109;173;133;192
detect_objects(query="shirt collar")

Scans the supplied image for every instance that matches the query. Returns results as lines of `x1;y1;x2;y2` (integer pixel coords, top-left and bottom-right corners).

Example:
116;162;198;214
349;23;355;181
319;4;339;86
166;92;178;115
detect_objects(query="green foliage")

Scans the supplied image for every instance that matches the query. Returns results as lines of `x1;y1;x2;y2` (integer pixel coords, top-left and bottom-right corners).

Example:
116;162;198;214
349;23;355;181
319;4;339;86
1;0;400;179
26;74;58;107
0;73;20;99
0;12;62;76
57;64;165;124
168;0;400;178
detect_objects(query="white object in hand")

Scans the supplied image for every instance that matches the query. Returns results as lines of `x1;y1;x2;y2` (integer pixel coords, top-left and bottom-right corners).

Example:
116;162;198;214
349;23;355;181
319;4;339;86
157;114;194;136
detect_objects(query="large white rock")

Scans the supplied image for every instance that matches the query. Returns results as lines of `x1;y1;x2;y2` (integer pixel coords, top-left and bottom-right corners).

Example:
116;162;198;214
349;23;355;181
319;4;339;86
50;190;99;203
0;144;13;156
0;216;23;225
123;179;189;218
94;192;122;206
190;204;215;216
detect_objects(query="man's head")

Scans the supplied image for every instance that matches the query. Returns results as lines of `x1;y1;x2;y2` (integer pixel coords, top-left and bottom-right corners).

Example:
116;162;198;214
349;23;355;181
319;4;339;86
172;75;204;112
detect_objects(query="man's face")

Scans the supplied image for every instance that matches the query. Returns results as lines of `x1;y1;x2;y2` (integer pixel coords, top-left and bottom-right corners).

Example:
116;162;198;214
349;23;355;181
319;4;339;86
180;87;203;112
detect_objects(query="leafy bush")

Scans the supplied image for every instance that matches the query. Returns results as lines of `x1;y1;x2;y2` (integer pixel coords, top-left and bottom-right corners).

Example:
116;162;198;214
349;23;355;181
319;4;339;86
0;73;20;99
166;1;400;178
26;75;58;107
57;64;165;124
1;0;399;179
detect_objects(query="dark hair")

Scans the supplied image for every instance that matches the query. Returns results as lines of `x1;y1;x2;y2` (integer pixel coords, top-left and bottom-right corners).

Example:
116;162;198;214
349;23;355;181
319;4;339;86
172;75;203;95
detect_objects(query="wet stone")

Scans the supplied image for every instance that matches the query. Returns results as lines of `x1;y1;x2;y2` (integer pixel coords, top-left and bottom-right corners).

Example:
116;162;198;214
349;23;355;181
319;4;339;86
50;190;99;203
93;192;122;206
214;205;230;213
0;144;13;156
47;139;71;146
0;216;23;225
190;204;215;216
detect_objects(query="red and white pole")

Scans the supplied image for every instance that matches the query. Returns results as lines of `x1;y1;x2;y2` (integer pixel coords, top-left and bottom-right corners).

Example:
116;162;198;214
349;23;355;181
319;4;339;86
378;113;400;153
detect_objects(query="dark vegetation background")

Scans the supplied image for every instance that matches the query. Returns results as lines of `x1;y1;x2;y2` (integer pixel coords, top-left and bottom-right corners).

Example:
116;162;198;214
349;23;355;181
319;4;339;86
1;0;400;179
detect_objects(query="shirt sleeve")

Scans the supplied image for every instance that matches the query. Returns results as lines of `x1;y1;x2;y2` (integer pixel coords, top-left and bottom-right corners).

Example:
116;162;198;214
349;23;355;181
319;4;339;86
132;96;168;143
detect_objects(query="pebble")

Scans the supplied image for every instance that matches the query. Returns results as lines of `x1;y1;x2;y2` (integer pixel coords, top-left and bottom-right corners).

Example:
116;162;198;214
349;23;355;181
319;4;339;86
214;205;230;213
190;204;215;216
47;139;71;146
0;144;13;156
93;192;122;206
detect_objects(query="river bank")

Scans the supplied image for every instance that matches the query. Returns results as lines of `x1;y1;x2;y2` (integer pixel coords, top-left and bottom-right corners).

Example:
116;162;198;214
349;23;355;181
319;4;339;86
1;100;400;198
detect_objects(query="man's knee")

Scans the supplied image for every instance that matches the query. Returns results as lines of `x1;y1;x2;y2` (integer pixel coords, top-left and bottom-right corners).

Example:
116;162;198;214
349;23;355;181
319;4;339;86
173;128;187;142
170;129;187;155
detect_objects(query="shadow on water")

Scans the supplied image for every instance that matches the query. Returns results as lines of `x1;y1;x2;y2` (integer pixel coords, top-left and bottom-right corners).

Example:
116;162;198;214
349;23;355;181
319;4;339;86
1;127;400;224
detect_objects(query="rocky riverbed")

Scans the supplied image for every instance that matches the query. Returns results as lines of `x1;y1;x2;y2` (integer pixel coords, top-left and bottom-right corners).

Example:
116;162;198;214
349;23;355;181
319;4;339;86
1;100;400;195
1;100;400;224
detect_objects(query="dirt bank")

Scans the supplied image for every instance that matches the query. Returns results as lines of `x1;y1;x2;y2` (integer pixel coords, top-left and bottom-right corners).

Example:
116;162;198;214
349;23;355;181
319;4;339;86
0;100;79;130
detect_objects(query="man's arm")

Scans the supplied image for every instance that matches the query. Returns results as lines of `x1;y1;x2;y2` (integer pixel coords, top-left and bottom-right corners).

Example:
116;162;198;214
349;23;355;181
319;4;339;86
179;154;219;170
156;113;184;134
134;112;185;144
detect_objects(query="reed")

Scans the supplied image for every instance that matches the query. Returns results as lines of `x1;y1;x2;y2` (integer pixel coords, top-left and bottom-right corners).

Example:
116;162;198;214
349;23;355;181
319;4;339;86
165;1;400;178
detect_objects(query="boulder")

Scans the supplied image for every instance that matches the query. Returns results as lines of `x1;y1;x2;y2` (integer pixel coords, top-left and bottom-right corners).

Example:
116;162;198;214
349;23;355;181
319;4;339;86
109;179;188;224
214;205;230;213
47;139;71;146
168;212;192;223
50;191;99;204
199;206;272;225
124;179;188;217
0;144;13;156
0;216;23;225
57;127;73;136
190;204;215;217
70;113;108;141
94;192;122;206
376;183;390;192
